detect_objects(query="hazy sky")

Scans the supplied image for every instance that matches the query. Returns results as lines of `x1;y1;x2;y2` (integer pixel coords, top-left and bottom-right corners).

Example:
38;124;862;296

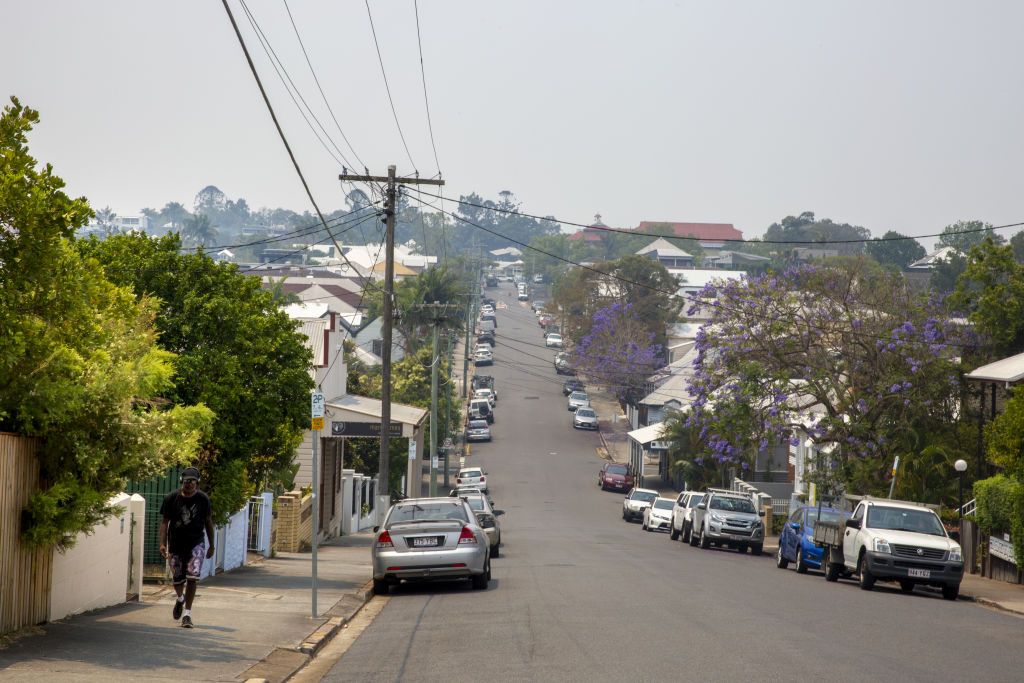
5;1;1023;248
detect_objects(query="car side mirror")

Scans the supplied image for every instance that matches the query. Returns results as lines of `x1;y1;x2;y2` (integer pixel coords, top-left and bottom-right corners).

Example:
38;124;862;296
697;503;707;510
789;522;800;530
845;518;861;529
373;526;380;533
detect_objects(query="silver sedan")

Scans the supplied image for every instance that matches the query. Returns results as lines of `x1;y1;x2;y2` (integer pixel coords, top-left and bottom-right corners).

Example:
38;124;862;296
372;498;491;595
573;406;598;429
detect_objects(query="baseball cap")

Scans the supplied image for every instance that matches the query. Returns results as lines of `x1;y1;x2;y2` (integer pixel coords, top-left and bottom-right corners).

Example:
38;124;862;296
181;466;201;482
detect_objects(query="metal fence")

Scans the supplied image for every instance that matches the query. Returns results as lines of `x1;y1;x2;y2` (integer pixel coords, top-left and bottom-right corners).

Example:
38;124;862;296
247;495;268;552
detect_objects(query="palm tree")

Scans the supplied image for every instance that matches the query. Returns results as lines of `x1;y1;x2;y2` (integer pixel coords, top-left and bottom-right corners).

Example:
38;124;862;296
266;276;302;307
394;267;468;353
183;213;217;247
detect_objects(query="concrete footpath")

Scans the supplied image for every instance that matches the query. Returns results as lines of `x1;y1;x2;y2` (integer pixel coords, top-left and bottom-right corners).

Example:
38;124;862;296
587;385;1024;618
0;533;376;683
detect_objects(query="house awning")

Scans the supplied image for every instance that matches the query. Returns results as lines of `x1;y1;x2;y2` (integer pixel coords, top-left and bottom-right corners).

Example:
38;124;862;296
628;422;668;445
325;394;428;438
965;352;1024;387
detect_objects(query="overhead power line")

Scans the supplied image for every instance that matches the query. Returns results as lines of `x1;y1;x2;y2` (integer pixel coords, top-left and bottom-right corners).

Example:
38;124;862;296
364;0;416;170
413;189;1024;247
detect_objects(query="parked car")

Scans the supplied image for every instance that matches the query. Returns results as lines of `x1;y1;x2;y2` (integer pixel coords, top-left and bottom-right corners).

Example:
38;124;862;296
599;462;634;491
371;497;490;595
690;488;765;554
538;314;554;328
567;391;590;411
456;467;488;493
545;333;563;348
562;378;585;395
776;505;848;573
477;332;495;347
466;419;492;442
554;352;575;375
473;387;497;408
642;497;675;532
573;406;598;430
622;488;660;522
531;300;545;312
468;398;493;424
827;497;963;599
669;491;704;543
457;491;501;558
473;348;493;366
471;374;496;395
533;273;543;283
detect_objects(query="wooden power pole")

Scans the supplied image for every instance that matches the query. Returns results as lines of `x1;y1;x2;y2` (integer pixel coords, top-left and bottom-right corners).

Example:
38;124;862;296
340;168;443;517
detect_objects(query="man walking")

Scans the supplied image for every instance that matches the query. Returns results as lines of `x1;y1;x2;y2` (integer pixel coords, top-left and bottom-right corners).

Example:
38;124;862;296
159;466;215;628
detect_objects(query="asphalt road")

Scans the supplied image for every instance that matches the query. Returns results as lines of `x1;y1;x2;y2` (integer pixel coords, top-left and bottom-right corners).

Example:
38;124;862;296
323;284;1024;682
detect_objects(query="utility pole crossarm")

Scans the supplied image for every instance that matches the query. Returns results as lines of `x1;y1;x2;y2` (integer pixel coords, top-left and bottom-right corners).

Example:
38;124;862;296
340;172;445;186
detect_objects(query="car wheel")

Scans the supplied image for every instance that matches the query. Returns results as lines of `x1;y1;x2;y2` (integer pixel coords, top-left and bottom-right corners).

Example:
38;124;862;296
942;583;960;601
824;554;840;582
372;578;389;596
682;523;691;544
699;526;709;549
472;560;490;590
751;544;763;556
670;524;680;541
622;508;628;520
490;543;499;559
689;525;698;546
795;548;808;573
858;553;875;591
899;580;914;594
776;543;790;569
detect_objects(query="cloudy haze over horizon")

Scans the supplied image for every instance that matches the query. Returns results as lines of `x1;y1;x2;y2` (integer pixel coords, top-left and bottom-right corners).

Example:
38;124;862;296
4;1;1023;248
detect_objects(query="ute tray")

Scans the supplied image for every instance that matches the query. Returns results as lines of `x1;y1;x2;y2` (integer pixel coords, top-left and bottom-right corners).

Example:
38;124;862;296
813;520;842;547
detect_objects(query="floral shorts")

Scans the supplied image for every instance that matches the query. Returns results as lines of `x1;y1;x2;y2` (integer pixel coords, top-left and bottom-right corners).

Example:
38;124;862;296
169;542;206;585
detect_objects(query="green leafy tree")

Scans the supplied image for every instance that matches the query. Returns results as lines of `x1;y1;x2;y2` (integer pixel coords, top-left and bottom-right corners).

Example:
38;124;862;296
929;250;968;295
365;267;468;353
1011;231;1024;264
762;211;871;256
952;237;1024;359
74;232;315;521
866;231;926;269
938;219;1003;253
0;97;213;549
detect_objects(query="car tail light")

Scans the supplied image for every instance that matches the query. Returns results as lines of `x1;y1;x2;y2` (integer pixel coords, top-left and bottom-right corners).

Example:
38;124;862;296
458;526;477;545
376;530;393;549
479;476;485;484
456;478;462;484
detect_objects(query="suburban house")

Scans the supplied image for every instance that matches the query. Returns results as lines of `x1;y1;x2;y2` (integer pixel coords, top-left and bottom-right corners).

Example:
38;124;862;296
636;237;695;268
288;307;427;539
632;221;743;257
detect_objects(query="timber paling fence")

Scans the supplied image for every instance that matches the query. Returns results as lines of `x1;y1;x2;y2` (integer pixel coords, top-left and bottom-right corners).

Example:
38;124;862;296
0;433;53;634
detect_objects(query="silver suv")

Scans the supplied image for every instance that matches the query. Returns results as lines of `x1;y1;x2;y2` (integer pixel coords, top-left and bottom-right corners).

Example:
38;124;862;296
691;488;765;554
669;491;704;543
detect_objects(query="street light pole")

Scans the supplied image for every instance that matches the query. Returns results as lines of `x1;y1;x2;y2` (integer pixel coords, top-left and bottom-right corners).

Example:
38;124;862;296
955;459;968;522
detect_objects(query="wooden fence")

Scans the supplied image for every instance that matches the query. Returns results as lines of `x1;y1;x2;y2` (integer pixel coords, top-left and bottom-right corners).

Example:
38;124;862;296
0;433;53;634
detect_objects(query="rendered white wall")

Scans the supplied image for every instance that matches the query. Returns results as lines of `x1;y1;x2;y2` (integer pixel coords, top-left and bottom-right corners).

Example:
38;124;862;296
49;493;133;621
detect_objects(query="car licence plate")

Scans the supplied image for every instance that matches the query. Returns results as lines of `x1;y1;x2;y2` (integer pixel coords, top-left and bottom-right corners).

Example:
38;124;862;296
412;536;439;548
908;568;930;578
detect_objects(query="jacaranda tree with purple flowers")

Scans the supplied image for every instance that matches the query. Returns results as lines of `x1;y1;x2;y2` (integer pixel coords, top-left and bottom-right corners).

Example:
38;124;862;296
685;257;972;495
573;302;664;402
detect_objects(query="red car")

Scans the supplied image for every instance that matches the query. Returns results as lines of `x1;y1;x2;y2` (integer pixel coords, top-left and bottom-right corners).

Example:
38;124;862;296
599;462;634;491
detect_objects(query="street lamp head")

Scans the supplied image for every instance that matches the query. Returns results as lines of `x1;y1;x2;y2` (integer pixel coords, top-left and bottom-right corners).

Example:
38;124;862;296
954;459;968;472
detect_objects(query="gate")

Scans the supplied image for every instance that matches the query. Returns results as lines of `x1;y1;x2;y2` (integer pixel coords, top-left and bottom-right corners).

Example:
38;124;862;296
125;466;182;567
248;495;267;552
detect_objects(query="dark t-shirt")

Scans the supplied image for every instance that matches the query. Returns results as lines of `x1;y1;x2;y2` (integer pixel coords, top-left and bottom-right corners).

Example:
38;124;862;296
160;489;211;555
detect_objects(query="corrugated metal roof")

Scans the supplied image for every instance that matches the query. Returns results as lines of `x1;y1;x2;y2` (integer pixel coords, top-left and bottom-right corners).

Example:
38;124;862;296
966;352;1024;385
326;394;428;426
628;422;667;445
